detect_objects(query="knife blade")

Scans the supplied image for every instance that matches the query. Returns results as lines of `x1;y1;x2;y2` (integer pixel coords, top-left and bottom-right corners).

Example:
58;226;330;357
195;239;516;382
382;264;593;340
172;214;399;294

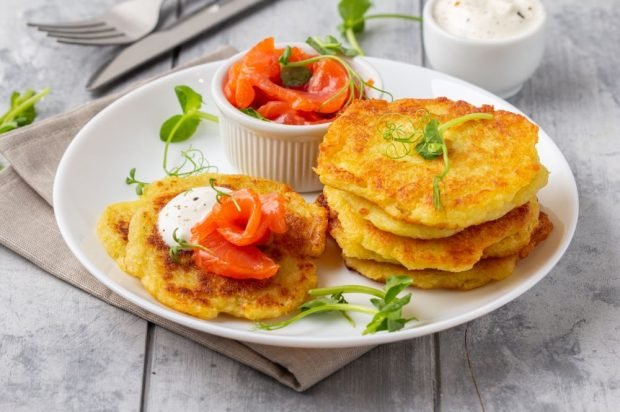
87;0;266;90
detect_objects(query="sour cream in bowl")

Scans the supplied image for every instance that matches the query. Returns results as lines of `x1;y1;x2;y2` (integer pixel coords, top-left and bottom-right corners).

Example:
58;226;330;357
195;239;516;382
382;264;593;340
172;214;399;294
211;37;383;193
423;0;546;98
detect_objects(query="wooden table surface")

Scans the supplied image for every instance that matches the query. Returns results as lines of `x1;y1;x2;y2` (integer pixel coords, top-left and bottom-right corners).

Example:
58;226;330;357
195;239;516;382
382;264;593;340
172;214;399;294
1;0;618;410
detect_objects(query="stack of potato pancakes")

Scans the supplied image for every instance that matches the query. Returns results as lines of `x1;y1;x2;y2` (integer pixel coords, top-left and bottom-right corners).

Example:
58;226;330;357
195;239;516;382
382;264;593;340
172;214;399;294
316;98;553;290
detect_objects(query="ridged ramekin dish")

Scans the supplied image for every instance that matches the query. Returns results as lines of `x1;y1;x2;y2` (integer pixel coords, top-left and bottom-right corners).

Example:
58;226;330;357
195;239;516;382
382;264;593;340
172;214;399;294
211;42;383;193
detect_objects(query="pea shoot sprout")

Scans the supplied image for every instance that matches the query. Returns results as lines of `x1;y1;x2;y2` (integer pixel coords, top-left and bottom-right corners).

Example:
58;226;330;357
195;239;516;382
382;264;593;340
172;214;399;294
380;111;493;209
209;178;241;212
168;228;209;264
258;275;417;335
125;86;219;195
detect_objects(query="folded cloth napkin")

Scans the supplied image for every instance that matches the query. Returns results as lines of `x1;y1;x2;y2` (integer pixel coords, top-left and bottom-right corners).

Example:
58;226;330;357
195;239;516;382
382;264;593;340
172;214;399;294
0;45;372;391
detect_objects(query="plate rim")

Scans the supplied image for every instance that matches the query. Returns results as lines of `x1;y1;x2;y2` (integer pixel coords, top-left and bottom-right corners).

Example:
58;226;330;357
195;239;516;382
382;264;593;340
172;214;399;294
53;58;579;348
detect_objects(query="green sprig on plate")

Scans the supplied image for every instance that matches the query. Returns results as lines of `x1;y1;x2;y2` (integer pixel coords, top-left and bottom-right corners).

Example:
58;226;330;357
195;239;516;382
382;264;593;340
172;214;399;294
257;275;418;335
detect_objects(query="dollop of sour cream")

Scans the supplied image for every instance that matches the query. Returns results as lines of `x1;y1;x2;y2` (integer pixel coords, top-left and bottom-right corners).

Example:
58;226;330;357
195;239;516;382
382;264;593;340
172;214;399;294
433;0;544;40
157;186;218;247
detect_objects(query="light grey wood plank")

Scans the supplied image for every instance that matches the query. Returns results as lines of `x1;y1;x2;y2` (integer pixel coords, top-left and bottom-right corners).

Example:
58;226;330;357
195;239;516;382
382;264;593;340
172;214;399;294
0;0;183;410
144;327;434;412
0;247;147;412
145;0;434;409
437;1;620;411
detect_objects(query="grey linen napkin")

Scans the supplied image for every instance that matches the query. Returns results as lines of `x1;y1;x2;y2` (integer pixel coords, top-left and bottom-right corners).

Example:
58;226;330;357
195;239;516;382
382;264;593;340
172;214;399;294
0;45;372;391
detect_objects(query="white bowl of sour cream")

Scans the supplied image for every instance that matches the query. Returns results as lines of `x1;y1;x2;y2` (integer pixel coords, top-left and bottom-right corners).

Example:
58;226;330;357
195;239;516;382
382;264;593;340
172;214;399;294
423;0;546;98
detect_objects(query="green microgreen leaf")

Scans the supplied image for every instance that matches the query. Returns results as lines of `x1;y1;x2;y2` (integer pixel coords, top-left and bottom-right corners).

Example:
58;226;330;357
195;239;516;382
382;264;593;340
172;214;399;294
280;66;313;88
168;227;209;264
338;0;372;33
15;109;36;127
240;108;269;121
278;46;313;88
175;85;203;113
306;35;359;57
383;275;413;303
335;0;421;56
12;89;35;107
363;294;414;335
160;114;201;143
416;119;448;209
209;178;241;212
10;91;21;108
125;167;149;196
0;87;50;135
301;293;355;326
122;85;220;198
159;85;218;177
0;122;17;134
279;45;292;65
257;276;417;334
415;119;443;159
331;292;349;305
12;90;37;127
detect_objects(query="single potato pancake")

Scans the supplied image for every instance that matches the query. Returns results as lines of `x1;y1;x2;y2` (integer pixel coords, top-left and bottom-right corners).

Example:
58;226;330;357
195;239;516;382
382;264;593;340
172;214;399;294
97;173;328;320
324;185;540;272
327;186;462;239
344;255;519;290
344;212;553;290
316;98;549;229
96;200;143;271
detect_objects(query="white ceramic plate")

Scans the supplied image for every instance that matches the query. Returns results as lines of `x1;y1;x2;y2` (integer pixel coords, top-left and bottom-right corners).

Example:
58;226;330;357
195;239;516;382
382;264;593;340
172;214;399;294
54;58;578;348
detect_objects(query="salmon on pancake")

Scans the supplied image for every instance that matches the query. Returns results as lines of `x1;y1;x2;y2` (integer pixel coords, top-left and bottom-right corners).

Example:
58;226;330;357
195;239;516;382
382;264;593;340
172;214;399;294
97;173;328;320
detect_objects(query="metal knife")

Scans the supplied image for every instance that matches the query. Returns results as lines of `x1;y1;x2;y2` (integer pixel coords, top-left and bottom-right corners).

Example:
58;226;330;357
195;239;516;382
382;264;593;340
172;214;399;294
87;0;265;90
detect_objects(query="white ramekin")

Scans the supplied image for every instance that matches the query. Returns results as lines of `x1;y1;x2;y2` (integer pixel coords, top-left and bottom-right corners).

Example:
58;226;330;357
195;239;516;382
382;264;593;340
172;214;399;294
211;42;382;193
423;0;546;98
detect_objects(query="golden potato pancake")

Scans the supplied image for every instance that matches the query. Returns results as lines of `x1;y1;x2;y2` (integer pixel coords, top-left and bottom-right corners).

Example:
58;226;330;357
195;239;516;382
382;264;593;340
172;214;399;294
96;200;143;272
316;98;548;229
344;255;518;290
343;212;553;290
328;187;462;239
516;211;553;259
324;185;540;272
98;173;328;320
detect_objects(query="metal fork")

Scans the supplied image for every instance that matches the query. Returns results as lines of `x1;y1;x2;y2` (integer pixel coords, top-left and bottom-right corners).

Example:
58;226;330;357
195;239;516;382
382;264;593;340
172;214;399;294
27;0;167;46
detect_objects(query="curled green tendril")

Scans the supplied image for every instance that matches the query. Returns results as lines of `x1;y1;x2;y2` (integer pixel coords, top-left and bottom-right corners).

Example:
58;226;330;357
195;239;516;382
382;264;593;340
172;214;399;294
378;111;428;159
378;110;493;209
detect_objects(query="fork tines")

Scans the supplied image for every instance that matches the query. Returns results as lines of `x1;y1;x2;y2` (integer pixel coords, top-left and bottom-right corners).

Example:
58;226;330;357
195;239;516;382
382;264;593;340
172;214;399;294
28;21;132;45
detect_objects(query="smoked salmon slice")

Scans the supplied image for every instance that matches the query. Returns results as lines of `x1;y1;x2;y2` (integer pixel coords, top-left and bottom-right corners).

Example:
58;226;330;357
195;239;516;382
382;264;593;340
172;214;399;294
223;37;352;123
190;188;287;279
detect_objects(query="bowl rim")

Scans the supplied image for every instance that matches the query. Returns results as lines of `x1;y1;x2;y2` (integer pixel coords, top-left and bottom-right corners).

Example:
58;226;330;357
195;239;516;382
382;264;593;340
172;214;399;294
423;0;547;46
210;41;383;134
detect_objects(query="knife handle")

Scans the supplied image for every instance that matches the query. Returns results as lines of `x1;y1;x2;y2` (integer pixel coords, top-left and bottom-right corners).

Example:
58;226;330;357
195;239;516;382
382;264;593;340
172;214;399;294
162;0;267;48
